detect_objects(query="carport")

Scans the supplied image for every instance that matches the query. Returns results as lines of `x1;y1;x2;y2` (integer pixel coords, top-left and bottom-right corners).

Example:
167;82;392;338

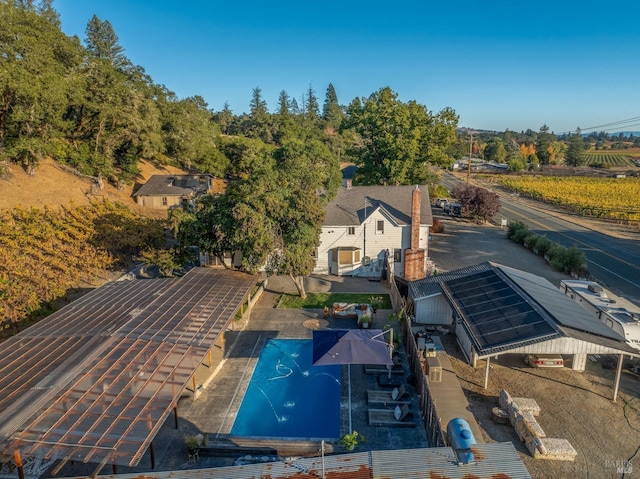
410;262;639;401
0;267;257;477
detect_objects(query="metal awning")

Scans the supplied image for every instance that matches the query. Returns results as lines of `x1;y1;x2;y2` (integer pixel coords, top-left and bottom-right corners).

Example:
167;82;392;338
0;268;256;467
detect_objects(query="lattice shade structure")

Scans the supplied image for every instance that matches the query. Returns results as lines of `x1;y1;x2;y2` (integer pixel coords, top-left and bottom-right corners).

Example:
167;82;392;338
441;268;561;355
0;268;256;468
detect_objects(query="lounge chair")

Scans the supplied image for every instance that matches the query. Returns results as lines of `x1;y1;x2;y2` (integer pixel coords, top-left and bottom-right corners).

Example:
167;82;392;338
367;384;411;406
364;363;403;375
368;403;416;428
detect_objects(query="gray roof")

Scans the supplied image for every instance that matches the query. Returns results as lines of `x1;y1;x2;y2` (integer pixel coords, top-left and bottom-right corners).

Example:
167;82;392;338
133;174;212;197
409;262;637;355
324;184;432;227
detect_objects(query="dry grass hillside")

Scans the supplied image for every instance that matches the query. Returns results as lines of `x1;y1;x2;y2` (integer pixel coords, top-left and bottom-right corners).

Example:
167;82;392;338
0;158;187;217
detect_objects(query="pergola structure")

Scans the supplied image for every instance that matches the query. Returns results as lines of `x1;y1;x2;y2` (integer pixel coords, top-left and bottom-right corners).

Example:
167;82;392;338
0;267;257;474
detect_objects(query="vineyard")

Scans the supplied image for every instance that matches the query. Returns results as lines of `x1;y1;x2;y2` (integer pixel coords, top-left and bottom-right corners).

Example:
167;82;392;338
0;200;167;337
496;176;640;222
581;151;637;168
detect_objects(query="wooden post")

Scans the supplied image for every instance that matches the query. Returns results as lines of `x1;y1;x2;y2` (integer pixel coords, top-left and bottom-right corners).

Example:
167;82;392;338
14;451;24;479
149;441;155;469
484;356;491;389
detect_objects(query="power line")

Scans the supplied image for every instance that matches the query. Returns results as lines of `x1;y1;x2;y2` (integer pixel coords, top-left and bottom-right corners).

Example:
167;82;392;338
556;116;640;136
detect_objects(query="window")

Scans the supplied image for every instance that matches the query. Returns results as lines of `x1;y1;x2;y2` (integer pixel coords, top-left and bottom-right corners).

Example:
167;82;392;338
162;197;168;206
394;249;402;263
347;227;355;235
376;220;384;234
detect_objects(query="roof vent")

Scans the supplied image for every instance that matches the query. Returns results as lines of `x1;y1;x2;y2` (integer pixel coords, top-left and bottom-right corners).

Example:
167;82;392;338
587;283;604;294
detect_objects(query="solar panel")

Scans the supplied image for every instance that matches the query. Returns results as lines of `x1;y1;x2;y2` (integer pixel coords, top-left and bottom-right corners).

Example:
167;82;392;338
443;269;560;353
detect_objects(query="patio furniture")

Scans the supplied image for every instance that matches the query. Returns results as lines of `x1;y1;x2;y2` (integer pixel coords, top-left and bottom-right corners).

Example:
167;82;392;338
368;404;415;427
367;384;410;406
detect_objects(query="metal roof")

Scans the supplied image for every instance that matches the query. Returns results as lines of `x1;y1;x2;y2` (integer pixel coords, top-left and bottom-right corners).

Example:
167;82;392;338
323;185;432;227
0;268;257;468
57;443;531;479
133;175;213;197
409;262;637;356
500;265;626;342
441;267;562;355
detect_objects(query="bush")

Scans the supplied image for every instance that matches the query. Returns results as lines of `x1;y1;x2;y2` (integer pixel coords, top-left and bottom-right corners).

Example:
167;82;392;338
508;222;530;244
532;235;552;257
432;218;444;233
523;233;538;249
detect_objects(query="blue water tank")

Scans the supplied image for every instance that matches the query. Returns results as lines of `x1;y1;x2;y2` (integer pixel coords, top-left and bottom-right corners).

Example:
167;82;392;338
447;418;477;465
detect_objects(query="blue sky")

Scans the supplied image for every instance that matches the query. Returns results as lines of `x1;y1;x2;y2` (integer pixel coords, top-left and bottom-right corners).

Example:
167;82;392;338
54;1;640;134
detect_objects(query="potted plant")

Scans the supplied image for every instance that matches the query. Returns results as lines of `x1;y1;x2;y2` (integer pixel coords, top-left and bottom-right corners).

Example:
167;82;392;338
184;434;200;454
339;430;366;451
368;296;384;313
359;312;372;329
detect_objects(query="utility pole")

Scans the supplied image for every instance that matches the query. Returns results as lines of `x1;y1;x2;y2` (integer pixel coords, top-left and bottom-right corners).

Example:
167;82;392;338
467;132;473;186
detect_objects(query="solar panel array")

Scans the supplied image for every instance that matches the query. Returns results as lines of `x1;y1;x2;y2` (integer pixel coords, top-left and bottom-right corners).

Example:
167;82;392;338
0;268;256;467
442;268;561;354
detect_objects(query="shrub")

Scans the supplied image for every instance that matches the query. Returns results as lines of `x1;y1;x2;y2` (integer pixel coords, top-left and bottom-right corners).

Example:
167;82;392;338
532;235;552;257
523;233;538;249
508;222;530;244
431;218;444;233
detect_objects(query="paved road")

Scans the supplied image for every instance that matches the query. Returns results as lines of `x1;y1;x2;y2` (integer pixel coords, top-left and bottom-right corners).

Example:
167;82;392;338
440;172;640;304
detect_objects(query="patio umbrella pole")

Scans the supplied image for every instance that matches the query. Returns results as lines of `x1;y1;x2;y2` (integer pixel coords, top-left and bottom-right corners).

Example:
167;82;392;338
348;363;352;433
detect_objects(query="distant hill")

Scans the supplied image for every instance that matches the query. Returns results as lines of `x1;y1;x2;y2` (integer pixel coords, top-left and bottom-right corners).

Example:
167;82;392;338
0;159;187;216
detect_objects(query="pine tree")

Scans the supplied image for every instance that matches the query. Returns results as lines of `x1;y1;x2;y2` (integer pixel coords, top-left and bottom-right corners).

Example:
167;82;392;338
84;14;129;70
305;84;319;120
323;83;343;127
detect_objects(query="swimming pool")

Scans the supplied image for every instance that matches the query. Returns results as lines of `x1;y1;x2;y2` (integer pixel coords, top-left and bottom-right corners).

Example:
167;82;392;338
230;339;341;439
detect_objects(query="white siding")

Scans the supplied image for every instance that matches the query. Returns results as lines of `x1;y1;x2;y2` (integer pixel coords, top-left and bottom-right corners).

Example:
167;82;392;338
414;294;452;325
315;208;431;277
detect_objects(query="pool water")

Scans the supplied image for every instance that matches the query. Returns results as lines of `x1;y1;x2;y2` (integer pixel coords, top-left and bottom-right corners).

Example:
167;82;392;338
230;339;341;439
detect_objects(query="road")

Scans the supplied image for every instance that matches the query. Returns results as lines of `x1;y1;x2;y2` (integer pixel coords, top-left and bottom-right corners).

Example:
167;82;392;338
440;172;640;304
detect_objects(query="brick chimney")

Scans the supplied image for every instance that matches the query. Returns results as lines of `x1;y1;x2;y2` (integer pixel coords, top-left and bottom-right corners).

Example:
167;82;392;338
404;185;425;281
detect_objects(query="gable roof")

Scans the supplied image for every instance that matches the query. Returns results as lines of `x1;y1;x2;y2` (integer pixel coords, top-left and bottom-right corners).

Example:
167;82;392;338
133;174;213;197
409;262;637;356
324;185;432;227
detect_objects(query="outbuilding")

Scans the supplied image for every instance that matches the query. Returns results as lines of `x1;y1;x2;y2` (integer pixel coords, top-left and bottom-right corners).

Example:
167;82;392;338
409;262;639;400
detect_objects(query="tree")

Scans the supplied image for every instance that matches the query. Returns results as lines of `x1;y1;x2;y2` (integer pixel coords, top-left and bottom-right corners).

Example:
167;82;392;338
305;84;319;121
484;138;507;163
342;87;457;185
322;83;342;128
160;95;224;174
84;14;129;71
452;184;501;223
535;124;556;165
247;87;272;143
213;102;234;134
566;129;585;166
0;1;82;174
277;90;291;116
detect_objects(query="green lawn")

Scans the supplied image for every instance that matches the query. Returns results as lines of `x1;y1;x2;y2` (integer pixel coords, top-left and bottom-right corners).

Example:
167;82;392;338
279;292;392;309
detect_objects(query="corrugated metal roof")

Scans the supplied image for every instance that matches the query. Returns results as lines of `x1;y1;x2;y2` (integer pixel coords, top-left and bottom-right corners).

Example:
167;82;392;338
498;264;627;342
324;185;432;227
58;443;530;479
0;268;257;468
409;261;637;356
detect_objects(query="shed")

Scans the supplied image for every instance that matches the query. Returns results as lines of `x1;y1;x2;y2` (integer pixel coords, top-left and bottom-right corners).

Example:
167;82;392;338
409;262;639;399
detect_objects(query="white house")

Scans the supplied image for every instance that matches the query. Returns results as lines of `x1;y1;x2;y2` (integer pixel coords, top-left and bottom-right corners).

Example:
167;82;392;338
313;184;432;280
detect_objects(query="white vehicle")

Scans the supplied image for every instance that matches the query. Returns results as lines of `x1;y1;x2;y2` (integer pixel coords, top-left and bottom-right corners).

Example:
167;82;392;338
560;280;640;351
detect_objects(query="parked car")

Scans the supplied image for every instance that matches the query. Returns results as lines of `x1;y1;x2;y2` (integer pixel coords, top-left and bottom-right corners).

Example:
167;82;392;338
524;354;564;368
435;198;450;208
